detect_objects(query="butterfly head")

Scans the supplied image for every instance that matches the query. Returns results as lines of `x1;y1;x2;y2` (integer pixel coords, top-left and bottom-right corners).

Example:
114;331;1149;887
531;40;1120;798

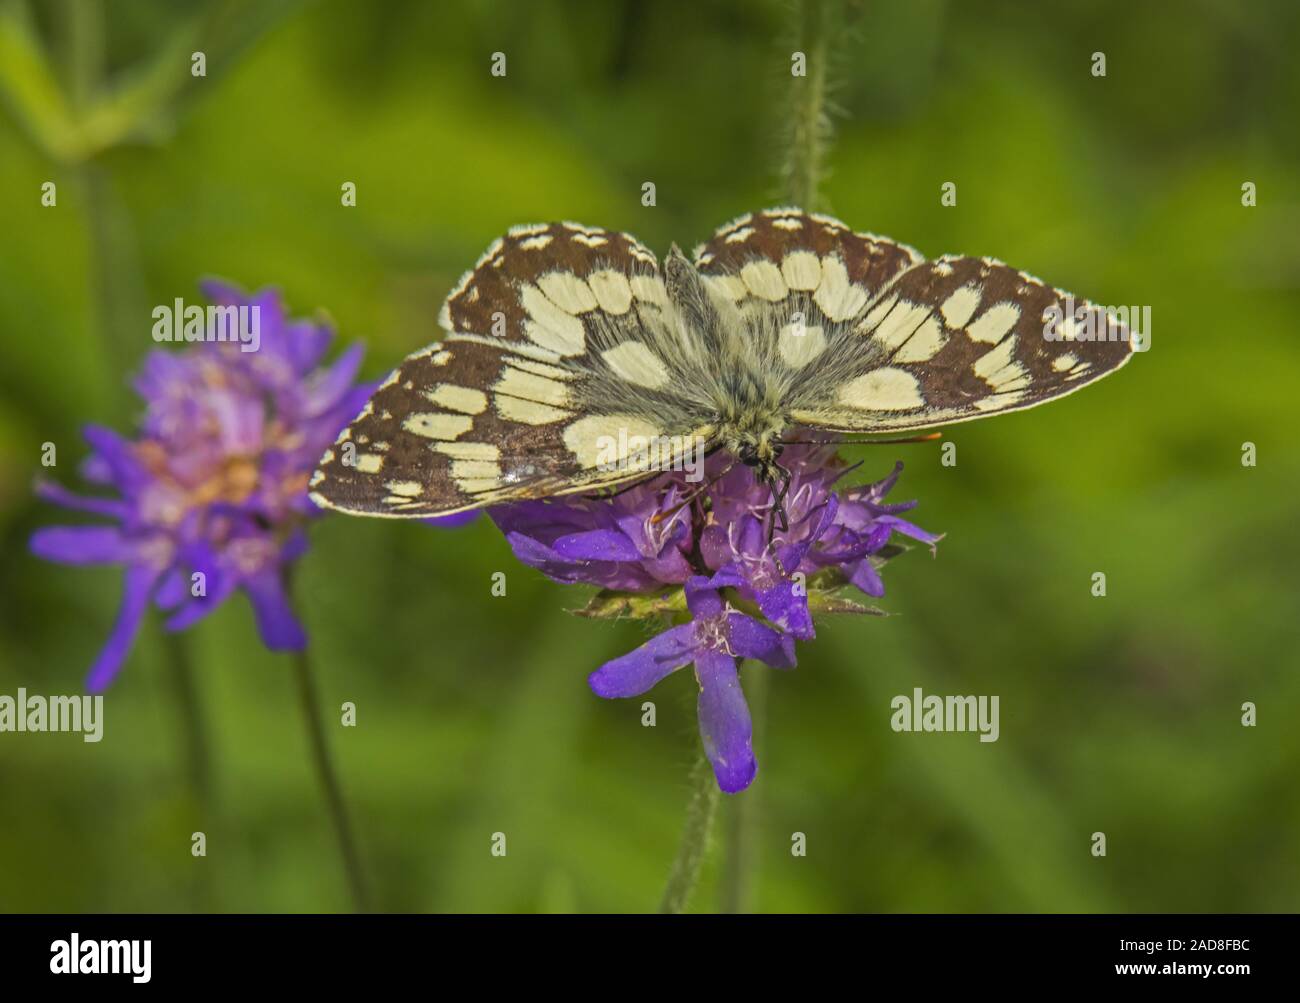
736;436;784;484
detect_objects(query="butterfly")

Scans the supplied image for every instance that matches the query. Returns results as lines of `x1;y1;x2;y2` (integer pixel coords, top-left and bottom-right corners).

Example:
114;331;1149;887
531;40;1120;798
309;208;1135;519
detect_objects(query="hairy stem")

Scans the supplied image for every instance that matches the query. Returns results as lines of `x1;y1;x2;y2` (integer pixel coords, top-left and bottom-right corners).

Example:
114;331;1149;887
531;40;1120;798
783;0;835;212
658;751;720;914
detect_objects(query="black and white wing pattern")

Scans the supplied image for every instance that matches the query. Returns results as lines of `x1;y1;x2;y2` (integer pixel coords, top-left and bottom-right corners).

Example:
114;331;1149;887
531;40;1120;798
309;222;713;517
691;207;1135;433
312;208;1136;518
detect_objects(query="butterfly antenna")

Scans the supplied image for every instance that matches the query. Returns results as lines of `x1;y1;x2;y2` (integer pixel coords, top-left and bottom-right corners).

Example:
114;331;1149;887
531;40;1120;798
779;431;944;446
649;460;737;525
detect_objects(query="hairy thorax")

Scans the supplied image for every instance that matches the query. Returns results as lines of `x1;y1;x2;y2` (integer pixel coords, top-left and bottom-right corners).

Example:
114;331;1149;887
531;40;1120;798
712;361;787;478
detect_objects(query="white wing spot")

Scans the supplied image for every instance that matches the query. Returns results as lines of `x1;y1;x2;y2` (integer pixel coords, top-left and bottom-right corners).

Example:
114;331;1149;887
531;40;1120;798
538;272;598;314
966;302;1021;344
434;441;500;461
507;358;576;382
874;299;932;350
354;454;384;473
725;226;756;244
740;260;788;301
837;367;925;411
519;234;553;251
814;256;869;321
520;283;587;355
1052;352;1078;372
385;481;423;497
940;285;982;329
425;384;489;414
894;316;947;362
629;275;668;305
717;212;754;235
602;341;671;389
402;413;473;440
451;460;502;488
495;396;573;425
858;294;898;333
703;274;748;301
778;323;826;368
563;414;663;469
780;250;822;291
973;337;1031;392
587;270;634;315
494;366;571;407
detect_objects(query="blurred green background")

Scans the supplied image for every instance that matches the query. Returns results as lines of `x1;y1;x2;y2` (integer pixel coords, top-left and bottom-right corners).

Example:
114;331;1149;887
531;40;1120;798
1;0;1298;913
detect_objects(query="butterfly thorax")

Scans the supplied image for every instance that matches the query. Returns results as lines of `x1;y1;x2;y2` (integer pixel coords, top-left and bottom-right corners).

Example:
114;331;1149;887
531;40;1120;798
712;368;787;482
666;245;790;481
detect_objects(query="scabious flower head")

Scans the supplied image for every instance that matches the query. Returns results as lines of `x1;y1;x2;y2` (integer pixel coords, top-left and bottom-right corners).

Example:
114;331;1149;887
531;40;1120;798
491;443;939;792
30;281;374;691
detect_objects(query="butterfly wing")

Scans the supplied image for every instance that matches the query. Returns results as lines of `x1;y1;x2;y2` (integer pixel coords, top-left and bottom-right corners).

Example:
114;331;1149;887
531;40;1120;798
310;223;713;517
693;208;1134;434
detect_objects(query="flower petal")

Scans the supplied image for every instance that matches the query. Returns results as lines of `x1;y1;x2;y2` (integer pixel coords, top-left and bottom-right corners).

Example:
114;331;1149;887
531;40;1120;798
553;528;643;562
422;511;480;529
304;342;365;418
877;514;942;546
82;425;146;487
847;558;885;597
30;526;134;565
86;563;160;692
694;649;756;794
755;581;815;640
725;612;797;668
684;576;726;618
242;570;307;651
33;480;128;519
588;623;696;697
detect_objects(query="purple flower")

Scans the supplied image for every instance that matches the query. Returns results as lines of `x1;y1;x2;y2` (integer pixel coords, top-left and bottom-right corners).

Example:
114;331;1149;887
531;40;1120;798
30;282;374;691
590;577;795;793
491;442;938;793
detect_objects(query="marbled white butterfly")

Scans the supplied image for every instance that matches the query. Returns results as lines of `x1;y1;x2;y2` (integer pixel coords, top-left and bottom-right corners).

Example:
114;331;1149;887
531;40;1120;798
309;208;1134;518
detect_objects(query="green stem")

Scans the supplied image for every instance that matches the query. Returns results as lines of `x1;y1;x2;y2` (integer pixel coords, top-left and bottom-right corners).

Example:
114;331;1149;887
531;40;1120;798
164;629;216;910
784;0;834;212
165;629;214;809
658;751;720;914
291;647;371;913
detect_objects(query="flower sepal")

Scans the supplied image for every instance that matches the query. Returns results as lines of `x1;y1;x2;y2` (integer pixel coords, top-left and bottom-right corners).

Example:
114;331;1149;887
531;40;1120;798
570;586;689;621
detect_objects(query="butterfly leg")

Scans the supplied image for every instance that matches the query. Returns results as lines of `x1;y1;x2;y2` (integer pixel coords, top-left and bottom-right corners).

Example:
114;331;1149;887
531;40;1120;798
765;462;793;576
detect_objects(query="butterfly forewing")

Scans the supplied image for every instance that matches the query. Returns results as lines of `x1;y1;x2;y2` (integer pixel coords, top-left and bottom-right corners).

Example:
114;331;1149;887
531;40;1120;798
310;222;712;517
787;253;1135;432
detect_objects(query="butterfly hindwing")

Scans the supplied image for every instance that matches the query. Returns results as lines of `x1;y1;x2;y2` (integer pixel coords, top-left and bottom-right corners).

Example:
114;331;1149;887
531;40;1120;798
692;207;923;310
